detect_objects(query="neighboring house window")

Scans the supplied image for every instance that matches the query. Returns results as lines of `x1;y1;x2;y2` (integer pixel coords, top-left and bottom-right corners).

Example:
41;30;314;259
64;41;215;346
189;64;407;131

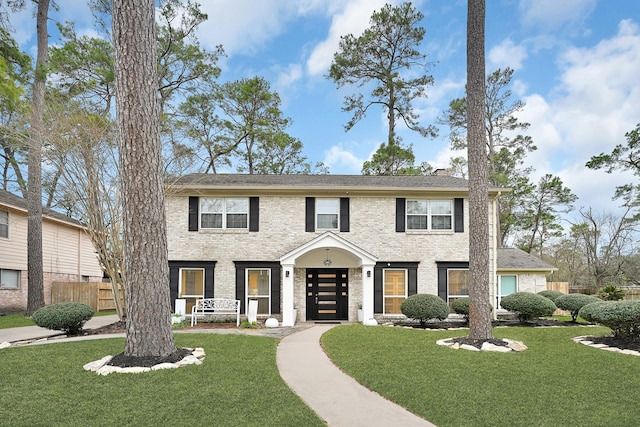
200;198;248;229
247;269;271;315
447;269;469;305
497;274;518;309
0;210;8;238
384;269;407;314
316;198;339;230
179;268;205;314
406;199;453;230
0;269;20;289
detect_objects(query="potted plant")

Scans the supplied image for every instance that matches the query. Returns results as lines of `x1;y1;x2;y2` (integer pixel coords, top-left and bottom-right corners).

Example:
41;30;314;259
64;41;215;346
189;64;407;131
357;303;363;322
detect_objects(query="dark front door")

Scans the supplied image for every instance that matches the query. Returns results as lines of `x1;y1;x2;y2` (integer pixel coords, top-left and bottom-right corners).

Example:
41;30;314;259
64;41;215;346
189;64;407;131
306;269;348;321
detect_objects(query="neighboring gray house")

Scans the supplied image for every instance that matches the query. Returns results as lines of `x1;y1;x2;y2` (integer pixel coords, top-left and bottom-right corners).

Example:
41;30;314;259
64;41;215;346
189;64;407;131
0;190;103;312
165;173;555;325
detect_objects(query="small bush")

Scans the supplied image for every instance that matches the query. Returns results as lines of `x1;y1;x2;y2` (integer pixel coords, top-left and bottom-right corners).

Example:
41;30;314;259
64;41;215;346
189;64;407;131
538;290;564;303
554;294;600;322
597;285;626;301
401;294;450;326
451;297;492;322
579;300;640;340
500;292;557;322
32;302;94;334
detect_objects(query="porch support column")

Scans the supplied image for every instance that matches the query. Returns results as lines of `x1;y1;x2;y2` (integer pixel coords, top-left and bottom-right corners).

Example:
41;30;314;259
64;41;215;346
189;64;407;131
361;263;376;323
281;263;295;326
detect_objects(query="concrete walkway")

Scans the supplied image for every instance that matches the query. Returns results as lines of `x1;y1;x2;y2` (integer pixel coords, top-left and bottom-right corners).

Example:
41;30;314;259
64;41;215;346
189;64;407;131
277;325;436;427
0;315;121;344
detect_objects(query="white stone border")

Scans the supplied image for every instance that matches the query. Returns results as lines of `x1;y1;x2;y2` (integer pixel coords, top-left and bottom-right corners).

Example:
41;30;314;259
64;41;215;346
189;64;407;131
83;347;206;375
572;336;640;356
436;338;527;352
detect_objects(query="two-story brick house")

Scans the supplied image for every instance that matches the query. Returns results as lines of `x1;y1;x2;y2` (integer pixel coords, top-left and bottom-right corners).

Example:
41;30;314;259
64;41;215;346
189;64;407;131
166;173;555;326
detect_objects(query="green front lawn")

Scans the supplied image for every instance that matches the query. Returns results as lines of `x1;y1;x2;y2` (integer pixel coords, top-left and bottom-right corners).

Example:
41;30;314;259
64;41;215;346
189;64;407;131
322;325;637;427
0;334;323;427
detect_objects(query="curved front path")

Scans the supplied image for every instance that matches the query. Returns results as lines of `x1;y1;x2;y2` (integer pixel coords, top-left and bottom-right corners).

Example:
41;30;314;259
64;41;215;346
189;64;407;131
277;325;435;427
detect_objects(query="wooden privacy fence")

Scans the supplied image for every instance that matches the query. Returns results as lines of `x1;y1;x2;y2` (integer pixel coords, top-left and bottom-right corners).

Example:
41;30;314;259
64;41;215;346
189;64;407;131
51;282;124;312
546;282;569;294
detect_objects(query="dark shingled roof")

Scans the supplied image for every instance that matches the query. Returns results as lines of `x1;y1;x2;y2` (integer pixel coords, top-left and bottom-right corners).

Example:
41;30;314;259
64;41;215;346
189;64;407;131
497;248;556;272
168;173;508;192
0;189;83;227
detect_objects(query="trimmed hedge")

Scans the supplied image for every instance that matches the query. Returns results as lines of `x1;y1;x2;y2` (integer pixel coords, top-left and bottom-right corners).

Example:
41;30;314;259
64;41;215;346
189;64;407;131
579;300;640;340
500;292;557;322
538;290;564;303
401;294;450;326
32;302;94;334
451;297;492;321
554;293;600;322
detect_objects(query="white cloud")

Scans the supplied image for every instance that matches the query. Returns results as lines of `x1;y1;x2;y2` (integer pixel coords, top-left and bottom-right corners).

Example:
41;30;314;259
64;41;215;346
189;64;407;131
323;145;365;174
518;0;596;32
488;39;528;71
196;1;300;56
520;19;640;210
306;0;395;76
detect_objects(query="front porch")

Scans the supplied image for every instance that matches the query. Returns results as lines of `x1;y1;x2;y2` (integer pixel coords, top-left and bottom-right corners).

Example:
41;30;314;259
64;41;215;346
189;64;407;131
280;232;377;326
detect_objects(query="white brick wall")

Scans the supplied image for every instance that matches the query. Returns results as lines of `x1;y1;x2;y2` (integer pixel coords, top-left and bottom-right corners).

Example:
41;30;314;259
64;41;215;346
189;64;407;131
167;194;477;321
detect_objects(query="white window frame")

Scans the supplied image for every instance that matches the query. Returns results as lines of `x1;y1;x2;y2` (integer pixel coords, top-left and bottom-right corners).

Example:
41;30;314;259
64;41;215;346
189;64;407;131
178;268;205;299
383;269;408;315
246;268;271;316
406;199;453;231
316;198;339;230
496;274;518;309
200;197;249;230
447;268;469;305
0;269;20;289
0;209;8;239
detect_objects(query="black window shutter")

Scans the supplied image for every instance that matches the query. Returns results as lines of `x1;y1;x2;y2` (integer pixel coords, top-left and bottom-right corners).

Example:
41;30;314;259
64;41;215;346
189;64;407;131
188;196;199;231
305;197;315;232
235;267;246;313
395;198;406;232
205;266;215;298
374;267;383;313
249;197;259;232
271;267;281;314
408;268;418;296
169;266;179;311
340;197;350;232
454;198;464;233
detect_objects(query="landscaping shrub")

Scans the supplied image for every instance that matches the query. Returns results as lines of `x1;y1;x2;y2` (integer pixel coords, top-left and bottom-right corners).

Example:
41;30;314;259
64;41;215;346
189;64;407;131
401;294;450;327
538;290;564;303
450;297;492;322
32;302;94;334
499;292;557;322
597;285;626;301
554;293;600;322
578;300;640;340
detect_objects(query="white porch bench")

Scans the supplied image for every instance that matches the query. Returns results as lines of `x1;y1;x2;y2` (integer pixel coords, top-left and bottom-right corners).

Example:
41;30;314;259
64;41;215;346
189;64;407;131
191;298;241;327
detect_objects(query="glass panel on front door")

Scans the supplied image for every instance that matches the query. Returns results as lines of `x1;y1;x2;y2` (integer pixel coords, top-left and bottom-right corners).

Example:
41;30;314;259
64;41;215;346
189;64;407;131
306;269;348;321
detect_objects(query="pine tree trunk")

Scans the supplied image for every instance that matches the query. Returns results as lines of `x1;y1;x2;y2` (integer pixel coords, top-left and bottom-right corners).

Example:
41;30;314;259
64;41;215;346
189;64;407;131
467;0;493;340
113;0;176;357
26;0;50;316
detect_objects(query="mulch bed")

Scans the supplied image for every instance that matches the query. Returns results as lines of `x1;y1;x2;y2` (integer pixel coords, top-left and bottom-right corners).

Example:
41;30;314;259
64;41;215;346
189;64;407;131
80;318;640;353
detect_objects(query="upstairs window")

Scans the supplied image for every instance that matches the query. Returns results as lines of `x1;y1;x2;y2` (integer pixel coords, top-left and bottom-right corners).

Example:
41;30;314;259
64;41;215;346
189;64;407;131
0;210;8;238
406;199;453;231
316;198;339;230
200;198;248;229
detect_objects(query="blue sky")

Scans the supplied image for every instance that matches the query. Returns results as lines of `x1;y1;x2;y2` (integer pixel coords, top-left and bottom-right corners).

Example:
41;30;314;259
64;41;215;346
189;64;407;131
7;0;640;217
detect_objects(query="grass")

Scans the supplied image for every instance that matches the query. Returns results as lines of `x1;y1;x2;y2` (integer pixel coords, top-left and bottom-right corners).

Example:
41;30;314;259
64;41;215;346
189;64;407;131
0;334;324;427
322;324;639;427
0;310;118;329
